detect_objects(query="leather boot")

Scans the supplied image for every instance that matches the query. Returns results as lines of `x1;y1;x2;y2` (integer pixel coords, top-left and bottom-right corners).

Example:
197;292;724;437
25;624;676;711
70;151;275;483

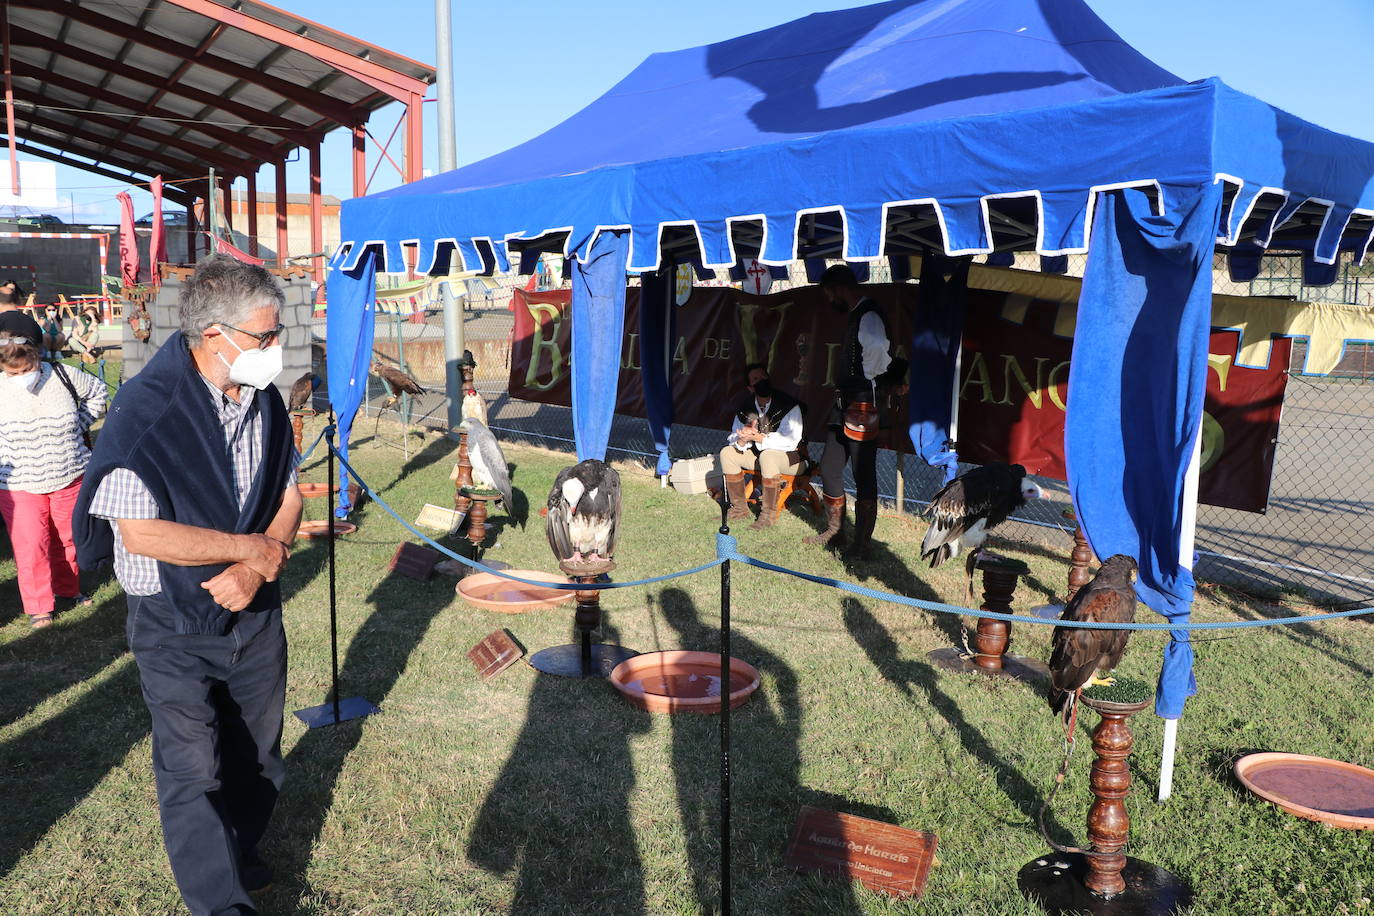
804;494;847;547
843;498;878;563
749;477;783;530
723;472;751;521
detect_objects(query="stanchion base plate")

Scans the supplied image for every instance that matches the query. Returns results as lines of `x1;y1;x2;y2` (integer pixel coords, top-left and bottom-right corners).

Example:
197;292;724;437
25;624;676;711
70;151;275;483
927;647;1049;684
1033;602;1067;620
529;643;638;678
293;696;380;728
1018;853;1194;915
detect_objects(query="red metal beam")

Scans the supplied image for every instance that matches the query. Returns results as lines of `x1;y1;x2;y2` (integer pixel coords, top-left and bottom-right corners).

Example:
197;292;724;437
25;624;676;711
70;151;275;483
9;0;361;125
13;140;195;207
275;159;289;265
8;61;283;162
159;0;432;101
405;92;424;184
16;115;205;179
352;123;367;197
309;140;323;285
17;105;248;177
7;25;312;148
246;172;259;258
14;91;256;174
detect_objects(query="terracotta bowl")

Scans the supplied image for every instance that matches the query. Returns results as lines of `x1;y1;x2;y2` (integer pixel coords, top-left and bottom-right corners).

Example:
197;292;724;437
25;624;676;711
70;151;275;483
456;570;575;613
609;650;760;715
297;482;338;498
1235;752;1374;830
295;519;357;540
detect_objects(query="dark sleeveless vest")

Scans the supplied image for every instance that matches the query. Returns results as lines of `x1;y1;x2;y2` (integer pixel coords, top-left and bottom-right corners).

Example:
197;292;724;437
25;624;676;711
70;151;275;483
734;387;800;434
73;331;294;635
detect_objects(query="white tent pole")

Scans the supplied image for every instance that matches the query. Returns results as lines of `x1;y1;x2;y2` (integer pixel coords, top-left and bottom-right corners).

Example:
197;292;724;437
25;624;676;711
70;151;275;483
1159;425;1202;802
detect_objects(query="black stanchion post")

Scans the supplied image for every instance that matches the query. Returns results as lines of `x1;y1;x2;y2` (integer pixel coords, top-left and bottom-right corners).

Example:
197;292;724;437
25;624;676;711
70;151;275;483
293;415;381;729
719;502;732;916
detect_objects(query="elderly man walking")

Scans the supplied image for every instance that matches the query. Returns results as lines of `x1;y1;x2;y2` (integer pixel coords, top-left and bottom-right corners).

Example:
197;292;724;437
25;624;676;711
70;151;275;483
75;255;301;916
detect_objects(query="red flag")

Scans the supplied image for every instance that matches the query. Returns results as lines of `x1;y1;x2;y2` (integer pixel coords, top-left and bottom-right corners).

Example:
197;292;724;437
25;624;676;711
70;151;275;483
213;233;265;266
117;191;140;287
149;176;167;286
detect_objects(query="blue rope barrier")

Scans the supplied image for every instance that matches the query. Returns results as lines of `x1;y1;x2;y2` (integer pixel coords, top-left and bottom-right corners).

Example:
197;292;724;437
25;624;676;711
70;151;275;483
297;428;326;465
329;445;724;591
715;534;1374;633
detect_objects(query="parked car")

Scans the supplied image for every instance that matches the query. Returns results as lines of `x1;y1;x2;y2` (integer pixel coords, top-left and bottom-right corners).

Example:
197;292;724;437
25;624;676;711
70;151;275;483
14;214;65;227
134;210;189;227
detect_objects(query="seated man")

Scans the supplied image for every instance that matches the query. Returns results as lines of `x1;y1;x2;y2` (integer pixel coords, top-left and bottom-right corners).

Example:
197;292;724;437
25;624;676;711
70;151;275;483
719;363;805;530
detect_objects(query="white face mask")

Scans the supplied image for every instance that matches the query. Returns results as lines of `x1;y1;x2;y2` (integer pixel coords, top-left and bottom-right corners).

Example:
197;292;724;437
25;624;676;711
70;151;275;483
216;329;283;389
6;370;39;392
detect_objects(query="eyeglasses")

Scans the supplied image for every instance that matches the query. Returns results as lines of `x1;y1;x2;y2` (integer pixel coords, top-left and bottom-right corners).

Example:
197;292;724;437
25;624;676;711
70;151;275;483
218;321;285;348
0;336;30;346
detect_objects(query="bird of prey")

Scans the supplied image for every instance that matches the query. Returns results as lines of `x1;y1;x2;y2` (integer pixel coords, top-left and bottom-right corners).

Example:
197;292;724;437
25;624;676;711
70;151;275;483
1048;554;1139;725
461;385;488;426
371;359;425;411
546;459;620;564
288;371;321;413
920;462;1042;594
460;417;514;511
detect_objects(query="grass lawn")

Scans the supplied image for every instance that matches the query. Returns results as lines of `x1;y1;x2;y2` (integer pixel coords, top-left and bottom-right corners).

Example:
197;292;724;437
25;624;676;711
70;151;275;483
2;414;1372;914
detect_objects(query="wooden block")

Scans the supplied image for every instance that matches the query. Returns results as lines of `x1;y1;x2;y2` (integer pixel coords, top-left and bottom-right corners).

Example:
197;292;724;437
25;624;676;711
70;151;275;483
783;806;937;899
468;629;524;680
389;542;442;580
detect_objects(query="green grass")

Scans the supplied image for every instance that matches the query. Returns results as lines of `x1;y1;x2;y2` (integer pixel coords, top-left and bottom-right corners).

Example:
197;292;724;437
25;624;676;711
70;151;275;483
2;414;1373;914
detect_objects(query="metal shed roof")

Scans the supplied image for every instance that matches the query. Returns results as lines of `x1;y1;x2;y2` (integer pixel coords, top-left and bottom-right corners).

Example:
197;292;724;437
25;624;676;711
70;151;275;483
5;0;435;204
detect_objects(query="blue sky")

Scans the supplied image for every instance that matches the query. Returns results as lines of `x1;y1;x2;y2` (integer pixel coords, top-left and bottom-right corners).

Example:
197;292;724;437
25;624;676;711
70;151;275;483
29;0;1374;224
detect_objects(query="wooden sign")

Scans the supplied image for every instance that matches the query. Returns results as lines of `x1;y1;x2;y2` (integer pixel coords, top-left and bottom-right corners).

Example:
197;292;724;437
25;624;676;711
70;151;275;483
783;806;937;899
468;629;524;680
389;542;442;580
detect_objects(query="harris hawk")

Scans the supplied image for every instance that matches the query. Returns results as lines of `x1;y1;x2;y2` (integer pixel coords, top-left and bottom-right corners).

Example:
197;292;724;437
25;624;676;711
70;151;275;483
920;461;1042;595
1047;554;1139;722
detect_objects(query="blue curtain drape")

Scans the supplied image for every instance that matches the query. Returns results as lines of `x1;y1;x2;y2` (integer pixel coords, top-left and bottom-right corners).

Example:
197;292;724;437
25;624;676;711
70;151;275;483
324;247;378;517
907;253;969;482
638;264;676;475
1066;184;1223;719
571;230;630;461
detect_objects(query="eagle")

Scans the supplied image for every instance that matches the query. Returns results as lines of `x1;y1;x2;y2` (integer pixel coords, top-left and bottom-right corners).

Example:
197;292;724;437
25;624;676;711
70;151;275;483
920;462;1042;594
1047;554;1139;722
370;359;425;411
546;459;620;564
288;371;320;413
459;417;514;512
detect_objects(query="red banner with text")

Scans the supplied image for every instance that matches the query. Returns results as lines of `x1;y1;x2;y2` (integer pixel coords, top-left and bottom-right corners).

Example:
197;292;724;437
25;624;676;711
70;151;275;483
509;284;1287;512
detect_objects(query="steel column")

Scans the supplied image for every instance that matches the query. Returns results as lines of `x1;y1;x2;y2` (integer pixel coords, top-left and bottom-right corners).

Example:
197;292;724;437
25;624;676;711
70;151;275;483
246;172;259;257
275;159;289;266
309;141;323;286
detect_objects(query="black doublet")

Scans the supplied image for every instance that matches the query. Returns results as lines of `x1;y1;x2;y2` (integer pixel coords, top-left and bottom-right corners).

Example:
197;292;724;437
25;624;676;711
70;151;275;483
734;388;800;434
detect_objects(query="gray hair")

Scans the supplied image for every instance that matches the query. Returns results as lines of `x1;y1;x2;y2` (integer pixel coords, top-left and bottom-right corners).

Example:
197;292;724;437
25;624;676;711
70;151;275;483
179;254;285;346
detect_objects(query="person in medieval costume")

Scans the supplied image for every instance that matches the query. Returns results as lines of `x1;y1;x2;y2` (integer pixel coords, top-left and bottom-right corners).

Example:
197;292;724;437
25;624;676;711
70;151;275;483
719;363;805;530
806;264;906;562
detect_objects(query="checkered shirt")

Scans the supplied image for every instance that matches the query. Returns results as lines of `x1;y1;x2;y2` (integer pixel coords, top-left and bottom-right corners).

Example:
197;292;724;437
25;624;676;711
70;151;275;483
89;376;297;596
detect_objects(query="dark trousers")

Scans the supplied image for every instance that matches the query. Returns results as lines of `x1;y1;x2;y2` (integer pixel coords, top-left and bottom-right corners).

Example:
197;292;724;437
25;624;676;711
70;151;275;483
127;593;287;916
817;426;879;499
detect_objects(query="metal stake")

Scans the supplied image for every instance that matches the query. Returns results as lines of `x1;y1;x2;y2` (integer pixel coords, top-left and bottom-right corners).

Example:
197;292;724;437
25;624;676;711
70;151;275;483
719;501;732;916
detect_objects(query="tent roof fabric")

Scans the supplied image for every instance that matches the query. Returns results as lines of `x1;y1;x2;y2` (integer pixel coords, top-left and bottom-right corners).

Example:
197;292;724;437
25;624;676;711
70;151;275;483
336;0;1374;275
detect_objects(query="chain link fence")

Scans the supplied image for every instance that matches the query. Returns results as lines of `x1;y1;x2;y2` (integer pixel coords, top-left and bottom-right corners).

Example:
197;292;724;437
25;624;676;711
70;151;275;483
346;250;1374;607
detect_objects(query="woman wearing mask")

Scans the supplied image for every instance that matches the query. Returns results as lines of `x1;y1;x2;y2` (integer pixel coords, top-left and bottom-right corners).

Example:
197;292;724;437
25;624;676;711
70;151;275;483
0;332;106;627
40;304;67;356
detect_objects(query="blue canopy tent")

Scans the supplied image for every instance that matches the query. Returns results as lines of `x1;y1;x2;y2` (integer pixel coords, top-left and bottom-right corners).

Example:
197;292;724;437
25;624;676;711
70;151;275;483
328;0;1374;792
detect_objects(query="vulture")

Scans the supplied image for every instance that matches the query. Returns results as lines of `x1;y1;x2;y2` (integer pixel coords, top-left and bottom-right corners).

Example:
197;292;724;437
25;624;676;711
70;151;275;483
1047;554;1139;722
920;462;1042;593
460;417;514;512
370;359;426;411
546;459;620;564
288;371;321;413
